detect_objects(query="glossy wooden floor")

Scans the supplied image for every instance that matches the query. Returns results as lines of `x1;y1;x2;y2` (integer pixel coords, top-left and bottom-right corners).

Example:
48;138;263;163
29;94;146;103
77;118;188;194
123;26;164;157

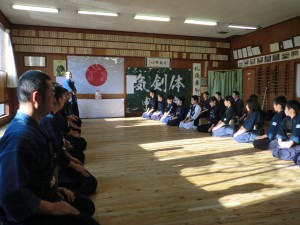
81;117;300;225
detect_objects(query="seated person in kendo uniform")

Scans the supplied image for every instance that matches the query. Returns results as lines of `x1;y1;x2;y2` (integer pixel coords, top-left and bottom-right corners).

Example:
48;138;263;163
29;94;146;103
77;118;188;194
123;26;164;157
179;95;201;129
142;89;158;119
41;83;97;196
212;96;237;137
160;95;177;124
234;99;263;143
232;91;244;118
0;70;99;225
167;97;186;126
199;91;211;118
253;96;286;150
151;93;166;120
197;97;220;133
269;100;300;161
215;91;226;118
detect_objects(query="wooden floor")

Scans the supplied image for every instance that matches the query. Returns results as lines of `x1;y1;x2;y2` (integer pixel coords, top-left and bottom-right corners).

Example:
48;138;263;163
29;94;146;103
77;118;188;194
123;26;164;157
83;117;300;225
3;116;300;224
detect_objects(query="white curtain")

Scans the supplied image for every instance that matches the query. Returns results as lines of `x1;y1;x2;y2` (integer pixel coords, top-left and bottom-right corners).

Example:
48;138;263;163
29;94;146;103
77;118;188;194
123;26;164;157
4;29;18;88
0;28;4;71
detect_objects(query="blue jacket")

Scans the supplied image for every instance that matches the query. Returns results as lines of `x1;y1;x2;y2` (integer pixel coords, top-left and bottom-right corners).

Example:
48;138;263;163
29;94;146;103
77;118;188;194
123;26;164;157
0;111;59;223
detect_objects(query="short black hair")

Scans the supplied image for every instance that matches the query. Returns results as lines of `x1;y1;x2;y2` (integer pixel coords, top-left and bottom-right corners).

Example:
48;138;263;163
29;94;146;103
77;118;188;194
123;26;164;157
225;96;235;104
204;91;209;96
273;96;286;109
192;95;199;102
18;70;51;104
150;90;156;95
167;95;174;100
209;96;218;103
232;91;240;96
215;92;221;96
285;100;300;114
179;97;185;104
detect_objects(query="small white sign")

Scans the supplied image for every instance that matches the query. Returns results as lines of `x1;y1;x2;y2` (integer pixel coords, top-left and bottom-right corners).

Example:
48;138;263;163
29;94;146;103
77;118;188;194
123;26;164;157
282;39;294;49
270;42;280;52
233;50;238;60
294;36;300;47
24;56;46;67
146;58;171;68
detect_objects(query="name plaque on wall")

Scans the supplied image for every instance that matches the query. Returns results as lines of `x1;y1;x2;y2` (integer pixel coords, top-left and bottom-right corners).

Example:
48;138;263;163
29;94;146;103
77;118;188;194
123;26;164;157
24;56;46;67
146;58;171;68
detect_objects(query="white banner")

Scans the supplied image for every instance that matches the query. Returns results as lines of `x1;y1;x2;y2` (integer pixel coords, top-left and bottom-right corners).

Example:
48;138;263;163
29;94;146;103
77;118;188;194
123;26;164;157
57;56;124;94
192;63;201;95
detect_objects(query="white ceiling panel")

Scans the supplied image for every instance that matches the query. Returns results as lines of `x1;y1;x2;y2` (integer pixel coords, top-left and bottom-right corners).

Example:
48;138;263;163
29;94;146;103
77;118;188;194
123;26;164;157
1;0;300;38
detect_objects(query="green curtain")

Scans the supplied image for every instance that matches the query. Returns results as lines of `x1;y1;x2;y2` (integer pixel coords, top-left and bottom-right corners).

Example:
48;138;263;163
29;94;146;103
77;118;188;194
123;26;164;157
208;69;242;98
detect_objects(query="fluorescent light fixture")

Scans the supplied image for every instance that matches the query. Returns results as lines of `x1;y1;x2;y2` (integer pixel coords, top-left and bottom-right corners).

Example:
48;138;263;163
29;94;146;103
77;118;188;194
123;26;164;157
184;19;217;26
12;4;58;13
134;15;170;22
228;25;257;30
78;10;118;17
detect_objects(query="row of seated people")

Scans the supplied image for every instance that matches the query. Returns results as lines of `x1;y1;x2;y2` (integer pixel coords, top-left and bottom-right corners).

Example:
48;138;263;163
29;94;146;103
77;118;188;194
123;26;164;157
41;83;98;196
141;90;244;128
140;90;190;125
196;95;262;142
200;91;244;119
200;94;300;166
142;90;300;167
0;71;99;224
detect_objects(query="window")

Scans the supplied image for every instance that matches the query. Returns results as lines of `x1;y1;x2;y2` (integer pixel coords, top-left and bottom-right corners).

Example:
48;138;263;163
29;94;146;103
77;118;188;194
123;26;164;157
0;71;6;104
0;26;4;71
0;103;4;116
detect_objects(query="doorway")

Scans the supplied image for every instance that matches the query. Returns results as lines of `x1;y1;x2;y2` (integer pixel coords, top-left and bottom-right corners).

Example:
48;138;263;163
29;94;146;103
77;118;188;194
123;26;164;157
242;68;256;102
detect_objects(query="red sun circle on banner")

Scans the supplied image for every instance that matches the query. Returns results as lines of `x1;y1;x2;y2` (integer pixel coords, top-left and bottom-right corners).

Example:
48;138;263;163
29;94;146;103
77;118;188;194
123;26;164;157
85;64;108;86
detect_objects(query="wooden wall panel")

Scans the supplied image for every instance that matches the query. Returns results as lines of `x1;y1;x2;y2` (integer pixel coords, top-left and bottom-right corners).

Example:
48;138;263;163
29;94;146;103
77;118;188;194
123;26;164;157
230;16;300;55
230;16;300;110
245;60;297;111
14;53;67;79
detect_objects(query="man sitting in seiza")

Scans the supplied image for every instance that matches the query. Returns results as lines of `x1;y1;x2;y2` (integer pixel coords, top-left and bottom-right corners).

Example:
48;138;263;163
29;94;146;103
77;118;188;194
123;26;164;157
150;93;166;120
197;96;220;133
253;96;286;150
0;70;99;225
142;89;158;119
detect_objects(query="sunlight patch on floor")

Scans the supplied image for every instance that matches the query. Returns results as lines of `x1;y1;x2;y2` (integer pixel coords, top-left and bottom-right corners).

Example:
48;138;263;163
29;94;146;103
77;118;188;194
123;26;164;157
115;123;162;128
139;132;300;210
139;137;252;161
218;186;300;208
105;117;144;122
